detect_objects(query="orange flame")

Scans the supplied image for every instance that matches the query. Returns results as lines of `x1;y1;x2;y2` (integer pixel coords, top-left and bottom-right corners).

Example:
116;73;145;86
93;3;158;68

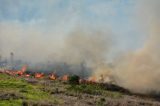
87;76;97;84
25;74;30;77
61;75;69;81
35;73;44;78
16;65;27;76
21;65;27;72
49;73;57;80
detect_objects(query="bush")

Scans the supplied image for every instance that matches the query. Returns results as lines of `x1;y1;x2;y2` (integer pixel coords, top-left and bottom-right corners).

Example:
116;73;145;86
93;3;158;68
68;75;80;85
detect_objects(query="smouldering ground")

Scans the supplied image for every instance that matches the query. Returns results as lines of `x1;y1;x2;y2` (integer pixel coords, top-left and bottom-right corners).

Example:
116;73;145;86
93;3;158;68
0;74;160;106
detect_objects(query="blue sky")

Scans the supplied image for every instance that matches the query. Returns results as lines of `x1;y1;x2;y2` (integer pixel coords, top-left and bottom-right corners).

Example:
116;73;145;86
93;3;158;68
0;0;135;29
0;0;147;61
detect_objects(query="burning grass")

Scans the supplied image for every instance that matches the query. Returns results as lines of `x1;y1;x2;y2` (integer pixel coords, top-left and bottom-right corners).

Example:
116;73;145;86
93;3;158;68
0;73;122;106
0;73;159;106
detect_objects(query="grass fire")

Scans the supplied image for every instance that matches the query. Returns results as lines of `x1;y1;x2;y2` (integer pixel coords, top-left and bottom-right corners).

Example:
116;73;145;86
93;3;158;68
0;0;160;106
0;64;160;106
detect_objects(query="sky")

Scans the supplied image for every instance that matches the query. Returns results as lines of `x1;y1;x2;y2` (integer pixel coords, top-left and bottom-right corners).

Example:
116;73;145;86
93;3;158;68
0;0;147;62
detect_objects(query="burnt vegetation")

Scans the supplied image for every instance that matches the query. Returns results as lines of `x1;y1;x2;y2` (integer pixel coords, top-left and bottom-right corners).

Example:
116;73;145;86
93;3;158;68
0;73;160;106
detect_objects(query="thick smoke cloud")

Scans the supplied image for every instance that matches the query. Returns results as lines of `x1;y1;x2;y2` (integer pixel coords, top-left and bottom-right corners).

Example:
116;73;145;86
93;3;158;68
114;0;160;94
0;21;112;77
0;22;62;63
51;28;112;77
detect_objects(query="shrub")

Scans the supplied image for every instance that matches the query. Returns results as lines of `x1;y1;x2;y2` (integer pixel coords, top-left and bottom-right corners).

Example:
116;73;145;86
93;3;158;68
68;75;80;85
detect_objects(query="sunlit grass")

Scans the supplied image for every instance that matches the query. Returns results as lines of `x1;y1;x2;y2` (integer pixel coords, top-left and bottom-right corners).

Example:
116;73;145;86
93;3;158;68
0;74;62;105
0;99;22;106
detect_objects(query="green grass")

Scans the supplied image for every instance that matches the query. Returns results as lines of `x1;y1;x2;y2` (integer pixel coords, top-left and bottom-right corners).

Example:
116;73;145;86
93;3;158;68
0;73;123;106
0;74;62;106
0;99;22;106
0;74;27;89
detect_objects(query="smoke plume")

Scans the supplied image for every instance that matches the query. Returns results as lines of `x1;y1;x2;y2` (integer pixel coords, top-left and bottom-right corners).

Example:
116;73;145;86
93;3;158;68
53;28;112;77
114;0;160;94
0;21;112;77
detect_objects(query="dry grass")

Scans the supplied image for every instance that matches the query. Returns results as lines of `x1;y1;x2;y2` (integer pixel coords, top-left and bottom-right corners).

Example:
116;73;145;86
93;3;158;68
0;73;160;106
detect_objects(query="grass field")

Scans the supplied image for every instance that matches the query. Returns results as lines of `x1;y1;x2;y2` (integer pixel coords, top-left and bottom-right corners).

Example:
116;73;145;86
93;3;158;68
0;73;159;106
0;74;62;106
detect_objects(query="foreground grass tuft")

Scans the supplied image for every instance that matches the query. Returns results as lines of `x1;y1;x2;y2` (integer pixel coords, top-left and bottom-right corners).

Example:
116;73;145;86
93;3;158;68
0;99;22;106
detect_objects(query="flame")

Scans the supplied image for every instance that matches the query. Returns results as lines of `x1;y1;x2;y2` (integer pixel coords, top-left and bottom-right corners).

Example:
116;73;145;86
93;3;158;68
88;76;97;83
16;65;27;76
16;71;24;76
0;65;107;85
79;77;97;84
49;73;57;80
21;65;27;72
35;73;44;78
61;75;69;81
25;74;30;77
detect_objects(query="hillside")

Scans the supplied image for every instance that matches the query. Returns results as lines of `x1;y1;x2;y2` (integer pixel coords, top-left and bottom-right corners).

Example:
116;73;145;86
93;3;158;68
0;73;160;106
